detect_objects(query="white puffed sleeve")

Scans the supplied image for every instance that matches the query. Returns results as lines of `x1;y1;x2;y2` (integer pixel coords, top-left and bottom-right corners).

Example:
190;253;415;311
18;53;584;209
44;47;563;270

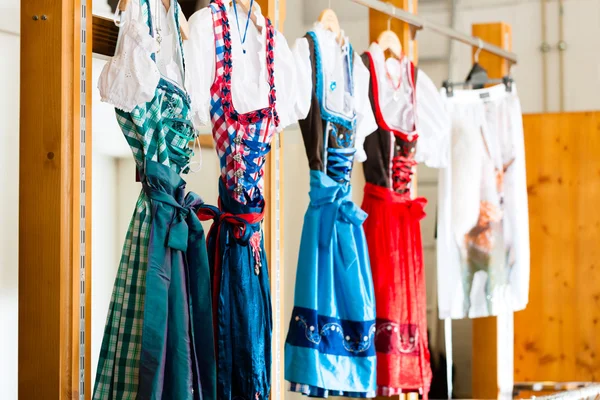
274;33;312;130
184;8;216;128
353;52;377;162
415;69;451;168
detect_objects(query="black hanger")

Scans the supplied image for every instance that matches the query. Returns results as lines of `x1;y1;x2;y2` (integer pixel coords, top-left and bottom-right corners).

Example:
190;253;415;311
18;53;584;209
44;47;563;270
443;75;514;98
465;62;488;89
465;39;488;89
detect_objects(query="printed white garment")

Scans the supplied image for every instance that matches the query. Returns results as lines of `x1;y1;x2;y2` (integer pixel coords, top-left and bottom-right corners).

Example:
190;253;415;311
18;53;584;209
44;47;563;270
437;83;529;319
184;0;310;130
294;23;378;161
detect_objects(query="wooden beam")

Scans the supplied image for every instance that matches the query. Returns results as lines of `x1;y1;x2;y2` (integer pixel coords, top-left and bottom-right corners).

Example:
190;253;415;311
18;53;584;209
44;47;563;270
262;1;286;399
470;22;512;400
19;0;92;398
92;14;117;57
472;22;512;80
197;134;214;149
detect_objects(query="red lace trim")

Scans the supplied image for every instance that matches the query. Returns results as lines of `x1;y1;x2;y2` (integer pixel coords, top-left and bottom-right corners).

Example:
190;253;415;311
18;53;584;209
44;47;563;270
391;155;417;192
365;51;417;142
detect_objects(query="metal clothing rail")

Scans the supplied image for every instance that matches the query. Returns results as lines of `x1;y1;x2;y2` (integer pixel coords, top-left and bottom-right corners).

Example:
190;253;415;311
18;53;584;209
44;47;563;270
350;0;518;64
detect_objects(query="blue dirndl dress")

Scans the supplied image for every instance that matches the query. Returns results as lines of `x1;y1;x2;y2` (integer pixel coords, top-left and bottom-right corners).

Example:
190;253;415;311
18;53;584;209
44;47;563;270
285;29;377;398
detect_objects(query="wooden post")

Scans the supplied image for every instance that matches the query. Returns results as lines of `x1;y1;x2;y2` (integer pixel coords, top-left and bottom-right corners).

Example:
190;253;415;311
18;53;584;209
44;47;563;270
263;1;286;399
19;0;92;398
369;4;418;400
470;22;513;400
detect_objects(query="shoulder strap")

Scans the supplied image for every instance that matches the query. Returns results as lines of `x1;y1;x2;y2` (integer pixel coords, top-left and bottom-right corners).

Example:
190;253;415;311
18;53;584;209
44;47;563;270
209;1;228;80
173;1;186;78
346;43;354;96
305;32;322;107
265;18;279;126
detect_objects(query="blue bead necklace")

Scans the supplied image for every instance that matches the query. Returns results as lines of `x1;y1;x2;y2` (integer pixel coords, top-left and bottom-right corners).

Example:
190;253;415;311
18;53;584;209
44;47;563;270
232;0;254;54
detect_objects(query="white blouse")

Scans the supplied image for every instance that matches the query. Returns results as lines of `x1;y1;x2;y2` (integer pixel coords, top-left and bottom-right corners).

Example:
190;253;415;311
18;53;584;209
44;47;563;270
294;24;378;162
414;69;451;168
367;42;417;138
184;1;311;131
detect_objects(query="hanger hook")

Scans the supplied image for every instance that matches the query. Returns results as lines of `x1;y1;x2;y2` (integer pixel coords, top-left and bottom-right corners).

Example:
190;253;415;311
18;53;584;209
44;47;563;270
474;38;483;62
385;2;395;31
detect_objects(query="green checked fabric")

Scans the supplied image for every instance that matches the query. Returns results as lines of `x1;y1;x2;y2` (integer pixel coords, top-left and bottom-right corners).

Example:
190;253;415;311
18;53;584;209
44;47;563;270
93;2;199;398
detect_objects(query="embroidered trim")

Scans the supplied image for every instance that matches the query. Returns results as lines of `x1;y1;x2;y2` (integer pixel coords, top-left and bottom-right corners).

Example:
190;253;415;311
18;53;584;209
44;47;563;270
365;51;418;141
289;382;377;399
294;315;376;353
208;0;279;204
391;155;417;193
307;31;356;131
374;321;420;355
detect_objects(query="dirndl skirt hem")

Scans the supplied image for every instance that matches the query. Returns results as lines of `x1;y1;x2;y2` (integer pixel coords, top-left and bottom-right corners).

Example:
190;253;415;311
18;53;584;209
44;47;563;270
289;382;377;398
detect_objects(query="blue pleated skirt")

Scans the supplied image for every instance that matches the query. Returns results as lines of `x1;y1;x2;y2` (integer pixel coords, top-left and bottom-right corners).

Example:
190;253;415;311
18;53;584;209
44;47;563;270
285;170;377;398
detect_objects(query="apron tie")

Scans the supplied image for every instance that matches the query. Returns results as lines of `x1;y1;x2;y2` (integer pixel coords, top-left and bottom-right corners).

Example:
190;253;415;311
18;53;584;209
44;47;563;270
196;201;265;334
310;183;367;270
144;184;204;251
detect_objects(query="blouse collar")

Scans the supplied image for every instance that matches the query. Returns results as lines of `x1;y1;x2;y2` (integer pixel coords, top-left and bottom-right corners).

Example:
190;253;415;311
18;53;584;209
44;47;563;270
313;22;350;54
367;42;417;138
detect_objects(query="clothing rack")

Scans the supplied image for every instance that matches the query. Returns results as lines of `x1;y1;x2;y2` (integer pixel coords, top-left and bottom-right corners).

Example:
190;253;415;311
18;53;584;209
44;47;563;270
350;0;518;64
442;76;514;97
93;1;518;63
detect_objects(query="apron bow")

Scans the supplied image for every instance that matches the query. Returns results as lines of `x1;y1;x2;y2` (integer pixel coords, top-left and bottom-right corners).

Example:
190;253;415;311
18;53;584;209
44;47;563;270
144;186;205;252
310;184;367;270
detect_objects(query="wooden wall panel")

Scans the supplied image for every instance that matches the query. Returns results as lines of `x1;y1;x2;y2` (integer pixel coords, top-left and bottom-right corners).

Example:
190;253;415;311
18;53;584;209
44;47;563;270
263;2;286;398
471;21;513;400
514;111;600;382
19;0;91;398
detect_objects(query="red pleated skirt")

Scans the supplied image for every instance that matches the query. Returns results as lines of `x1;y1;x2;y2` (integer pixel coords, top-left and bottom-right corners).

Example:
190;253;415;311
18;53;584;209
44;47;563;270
361;182;432;397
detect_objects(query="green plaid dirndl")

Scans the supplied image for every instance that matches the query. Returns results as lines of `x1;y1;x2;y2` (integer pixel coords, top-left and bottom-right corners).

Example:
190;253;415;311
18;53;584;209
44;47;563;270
92;1;198;396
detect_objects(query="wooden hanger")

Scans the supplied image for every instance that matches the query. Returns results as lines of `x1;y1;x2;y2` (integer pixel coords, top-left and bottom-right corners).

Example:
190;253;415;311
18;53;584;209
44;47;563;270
377;17;402;59
318;8;343;44
118;0;189;40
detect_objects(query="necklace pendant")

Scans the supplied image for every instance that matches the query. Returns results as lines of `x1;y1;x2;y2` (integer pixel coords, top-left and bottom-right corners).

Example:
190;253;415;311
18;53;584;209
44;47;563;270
243;48;246;54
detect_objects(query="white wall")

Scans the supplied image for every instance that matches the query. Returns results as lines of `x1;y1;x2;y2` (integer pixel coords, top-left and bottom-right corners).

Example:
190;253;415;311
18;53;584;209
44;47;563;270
0;0;19;398
417;0;600;114
91;153;119;381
